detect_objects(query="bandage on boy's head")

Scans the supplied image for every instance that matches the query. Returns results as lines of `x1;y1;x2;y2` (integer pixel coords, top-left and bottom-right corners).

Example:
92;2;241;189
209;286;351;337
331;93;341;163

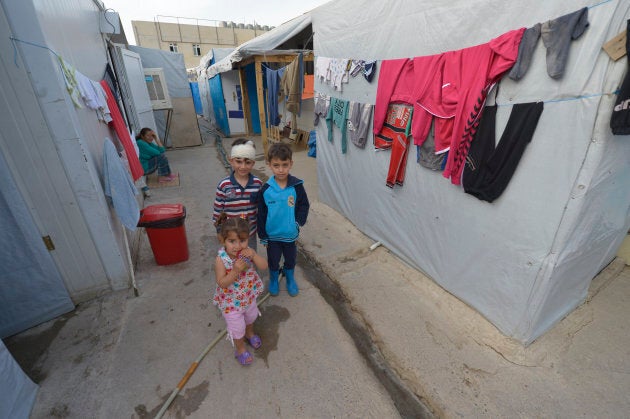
230;139;256;161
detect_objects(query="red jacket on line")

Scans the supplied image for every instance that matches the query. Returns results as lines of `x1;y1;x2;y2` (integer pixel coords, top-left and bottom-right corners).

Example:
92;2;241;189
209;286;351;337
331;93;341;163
373;28;526;185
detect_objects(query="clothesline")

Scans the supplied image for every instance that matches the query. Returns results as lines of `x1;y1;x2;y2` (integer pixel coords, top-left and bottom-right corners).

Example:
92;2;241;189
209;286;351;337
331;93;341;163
589;0;613;9
10;35;143;182
10;36;61;68
319;90;617;110
497;91;616;106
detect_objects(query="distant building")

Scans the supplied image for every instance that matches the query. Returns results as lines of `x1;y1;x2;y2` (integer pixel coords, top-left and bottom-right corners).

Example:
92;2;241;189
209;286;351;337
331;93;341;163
132;18;272;69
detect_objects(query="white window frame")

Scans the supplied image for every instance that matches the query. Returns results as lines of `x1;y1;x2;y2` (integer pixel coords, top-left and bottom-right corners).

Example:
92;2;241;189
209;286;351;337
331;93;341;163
192;44;201;56
169;43;178;53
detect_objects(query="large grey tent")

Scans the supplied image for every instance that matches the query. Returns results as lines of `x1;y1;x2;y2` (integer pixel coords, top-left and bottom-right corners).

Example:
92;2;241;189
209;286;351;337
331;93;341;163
311;0;630;344
205;14;311;79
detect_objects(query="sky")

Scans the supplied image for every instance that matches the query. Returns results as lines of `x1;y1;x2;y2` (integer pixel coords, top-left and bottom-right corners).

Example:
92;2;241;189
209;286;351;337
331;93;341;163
103;0;330;45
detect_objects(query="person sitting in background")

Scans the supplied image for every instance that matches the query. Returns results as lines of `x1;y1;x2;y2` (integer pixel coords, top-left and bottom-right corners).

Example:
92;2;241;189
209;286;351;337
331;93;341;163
135;128;177;187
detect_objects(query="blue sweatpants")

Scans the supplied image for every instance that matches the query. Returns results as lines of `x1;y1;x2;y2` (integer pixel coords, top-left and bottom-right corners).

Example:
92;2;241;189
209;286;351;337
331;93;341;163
267;241;297;271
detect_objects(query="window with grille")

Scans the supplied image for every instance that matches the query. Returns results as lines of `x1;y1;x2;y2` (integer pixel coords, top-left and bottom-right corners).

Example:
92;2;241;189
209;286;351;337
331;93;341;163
144;68;172;110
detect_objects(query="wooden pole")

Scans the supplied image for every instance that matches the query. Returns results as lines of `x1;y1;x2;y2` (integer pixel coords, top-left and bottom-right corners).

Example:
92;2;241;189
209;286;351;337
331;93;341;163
238;67;252;135
255;57;268;157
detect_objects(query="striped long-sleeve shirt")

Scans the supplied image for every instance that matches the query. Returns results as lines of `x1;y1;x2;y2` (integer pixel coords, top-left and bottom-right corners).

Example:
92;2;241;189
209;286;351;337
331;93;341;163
212;172;263;236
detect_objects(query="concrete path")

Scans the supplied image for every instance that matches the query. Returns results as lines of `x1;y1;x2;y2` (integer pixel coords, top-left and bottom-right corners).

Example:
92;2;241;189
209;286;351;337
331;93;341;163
8;129;399;418
7;120;630;418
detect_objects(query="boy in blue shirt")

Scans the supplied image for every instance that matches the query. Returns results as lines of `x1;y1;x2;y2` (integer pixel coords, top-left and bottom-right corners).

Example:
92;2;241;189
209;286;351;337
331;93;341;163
257;143;310;296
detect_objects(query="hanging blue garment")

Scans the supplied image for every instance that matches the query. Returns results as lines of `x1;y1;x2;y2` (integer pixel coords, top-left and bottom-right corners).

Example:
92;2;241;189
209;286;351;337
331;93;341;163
307;130;317;158
103;139;140;230
266;67;285;126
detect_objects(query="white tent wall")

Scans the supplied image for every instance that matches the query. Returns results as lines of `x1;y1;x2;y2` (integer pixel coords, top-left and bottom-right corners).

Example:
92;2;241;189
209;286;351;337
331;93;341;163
312;0;630;344
197;48;234;128
3;0;134;300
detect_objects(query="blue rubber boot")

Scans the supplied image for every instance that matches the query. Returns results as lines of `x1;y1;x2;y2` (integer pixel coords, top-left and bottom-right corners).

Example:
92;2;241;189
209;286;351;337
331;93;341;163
284;269;299;297
268;270;279;296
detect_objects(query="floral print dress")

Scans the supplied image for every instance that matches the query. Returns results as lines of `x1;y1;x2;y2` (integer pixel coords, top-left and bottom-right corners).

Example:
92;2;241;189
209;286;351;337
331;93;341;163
213;247;264;314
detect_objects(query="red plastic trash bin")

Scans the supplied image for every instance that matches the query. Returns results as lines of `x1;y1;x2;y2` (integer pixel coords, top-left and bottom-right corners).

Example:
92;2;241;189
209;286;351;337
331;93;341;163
138;204;189;265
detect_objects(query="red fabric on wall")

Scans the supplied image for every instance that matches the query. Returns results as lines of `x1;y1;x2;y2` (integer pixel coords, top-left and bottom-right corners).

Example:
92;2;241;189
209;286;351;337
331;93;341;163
99;80;144;181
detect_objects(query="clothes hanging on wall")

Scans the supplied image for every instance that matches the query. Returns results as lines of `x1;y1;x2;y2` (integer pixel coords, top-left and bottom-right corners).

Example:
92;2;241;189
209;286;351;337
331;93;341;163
541;7;589;79
314;92;331;126
307;130;317;158
374;103;412;150
384;104;413;188
316;56;332;82
100;80;144;181
279;53;304;131
462;101;544;202
349;60;377;82
75;71;112;123
266;67;285;126
417;126;446;171
362;61;377;82
350;60;364;77
372;103;413;187
58;56;83;108
347;101;373;148
374;28;525;185
102;139;139;230
509;8;589;80
326;97;350;154
610;19;630;135
508;23;542;81
329;58;350;91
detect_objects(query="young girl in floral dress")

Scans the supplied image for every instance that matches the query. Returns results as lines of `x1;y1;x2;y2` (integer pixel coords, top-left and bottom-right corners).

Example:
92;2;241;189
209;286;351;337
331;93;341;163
213;215;267;365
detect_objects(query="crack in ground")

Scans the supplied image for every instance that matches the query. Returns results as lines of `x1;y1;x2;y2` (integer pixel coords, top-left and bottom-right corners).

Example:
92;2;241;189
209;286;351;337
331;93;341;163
296;250;435;419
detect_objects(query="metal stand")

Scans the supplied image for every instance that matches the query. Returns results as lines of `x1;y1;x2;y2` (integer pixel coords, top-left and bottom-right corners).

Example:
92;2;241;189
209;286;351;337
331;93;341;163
163;108;173;147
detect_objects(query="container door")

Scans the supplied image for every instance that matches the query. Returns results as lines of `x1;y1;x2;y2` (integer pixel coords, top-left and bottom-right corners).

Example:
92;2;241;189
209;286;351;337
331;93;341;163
121;48;158;134
0;150;73;338
110;45;157;136
223;70;246;135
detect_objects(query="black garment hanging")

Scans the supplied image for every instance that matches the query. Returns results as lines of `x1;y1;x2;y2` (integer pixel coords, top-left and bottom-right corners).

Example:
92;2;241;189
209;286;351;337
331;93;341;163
610;19;630;135
463;102;544;202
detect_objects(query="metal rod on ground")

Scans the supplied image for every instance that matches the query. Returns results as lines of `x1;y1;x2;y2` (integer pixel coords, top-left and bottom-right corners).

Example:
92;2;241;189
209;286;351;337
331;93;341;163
121;222;139;297
155;292;271;419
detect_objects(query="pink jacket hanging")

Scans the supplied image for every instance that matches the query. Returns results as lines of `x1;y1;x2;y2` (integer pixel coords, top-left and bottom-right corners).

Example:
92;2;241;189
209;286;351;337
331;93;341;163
374;28;525;185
